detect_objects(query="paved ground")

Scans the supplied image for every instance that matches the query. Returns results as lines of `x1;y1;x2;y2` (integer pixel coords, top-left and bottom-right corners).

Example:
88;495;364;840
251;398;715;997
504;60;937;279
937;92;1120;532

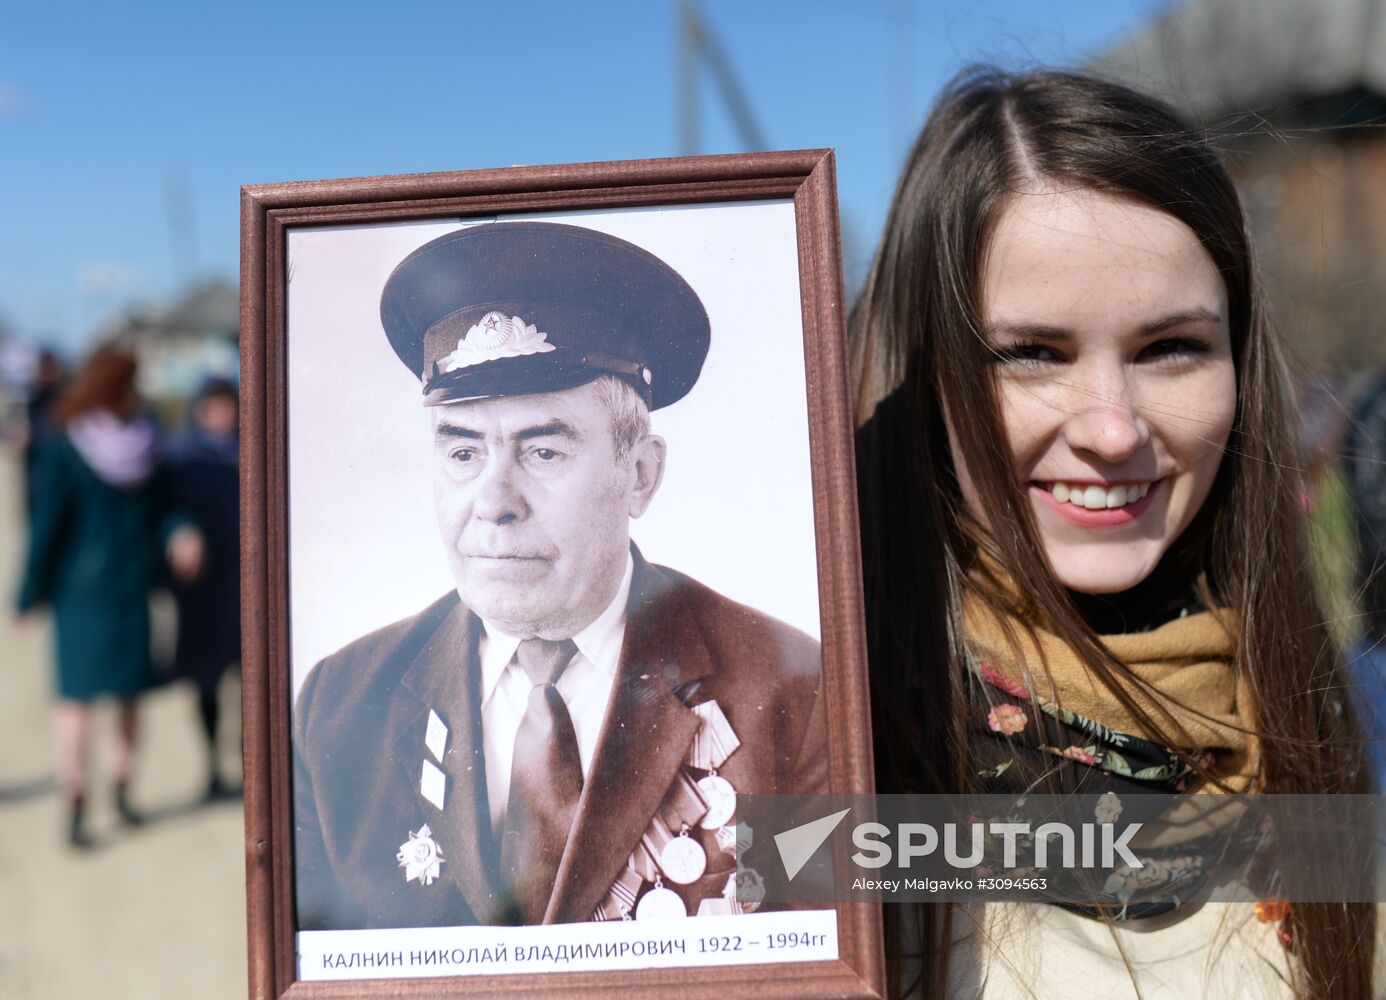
0;454;248;999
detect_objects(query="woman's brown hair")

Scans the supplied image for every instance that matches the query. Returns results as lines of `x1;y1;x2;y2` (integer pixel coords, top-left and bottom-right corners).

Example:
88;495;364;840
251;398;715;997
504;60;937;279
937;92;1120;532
54;345;141;425
851;67;1372;999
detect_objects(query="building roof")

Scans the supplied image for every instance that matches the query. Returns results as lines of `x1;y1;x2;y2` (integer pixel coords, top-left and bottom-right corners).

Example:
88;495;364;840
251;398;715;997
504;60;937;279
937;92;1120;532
163;279;238;336
1093;0;1386;120
97;278;238;345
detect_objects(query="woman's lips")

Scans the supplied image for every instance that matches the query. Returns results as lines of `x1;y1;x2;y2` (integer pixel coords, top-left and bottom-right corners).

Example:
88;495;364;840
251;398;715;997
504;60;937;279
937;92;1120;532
1030;480;1160;526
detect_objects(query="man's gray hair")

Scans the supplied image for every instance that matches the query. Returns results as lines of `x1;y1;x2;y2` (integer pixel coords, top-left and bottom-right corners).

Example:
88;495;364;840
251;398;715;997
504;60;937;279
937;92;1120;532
592;374;651;464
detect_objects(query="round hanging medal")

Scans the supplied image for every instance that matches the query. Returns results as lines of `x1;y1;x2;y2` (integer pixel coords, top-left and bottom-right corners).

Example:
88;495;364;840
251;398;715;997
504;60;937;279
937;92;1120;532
636;881;687;920
660;828;707;884
696;773;736;829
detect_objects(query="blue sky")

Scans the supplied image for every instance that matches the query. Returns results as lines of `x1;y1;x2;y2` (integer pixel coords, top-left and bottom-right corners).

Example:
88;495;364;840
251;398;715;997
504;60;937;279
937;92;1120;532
0;0;1169;351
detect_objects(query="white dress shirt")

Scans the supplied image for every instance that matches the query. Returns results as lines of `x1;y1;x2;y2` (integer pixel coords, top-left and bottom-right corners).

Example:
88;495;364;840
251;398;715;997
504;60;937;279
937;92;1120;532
477;553;633;833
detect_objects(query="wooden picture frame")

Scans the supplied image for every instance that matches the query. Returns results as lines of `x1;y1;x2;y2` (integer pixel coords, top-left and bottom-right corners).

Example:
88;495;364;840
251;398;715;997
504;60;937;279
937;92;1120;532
240;150;882;999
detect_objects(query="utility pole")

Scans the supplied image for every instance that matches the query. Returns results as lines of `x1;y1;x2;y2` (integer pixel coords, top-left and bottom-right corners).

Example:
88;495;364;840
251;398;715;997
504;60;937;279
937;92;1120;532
164;169;199;289
678;0;699;156
677;0;768;155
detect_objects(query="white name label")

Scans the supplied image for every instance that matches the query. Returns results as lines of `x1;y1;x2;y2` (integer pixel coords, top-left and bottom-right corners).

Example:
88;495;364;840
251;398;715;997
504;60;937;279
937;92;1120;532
298;909;838;980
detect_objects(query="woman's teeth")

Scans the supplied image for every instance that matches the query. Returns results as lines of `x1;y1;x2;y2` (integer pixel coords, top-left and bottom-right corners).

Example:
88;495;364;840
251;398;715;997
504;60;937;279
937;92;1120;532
1048;482;1151;509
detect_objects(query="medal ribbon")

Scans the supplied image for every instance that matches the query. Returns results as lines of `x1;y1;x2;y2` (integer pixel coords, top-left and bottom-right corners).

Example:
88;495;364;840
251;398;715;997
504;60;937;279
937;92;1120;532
687;700;740;771
631;838;660;883
603;703;747;914
591;863;644;920
658;770;710;831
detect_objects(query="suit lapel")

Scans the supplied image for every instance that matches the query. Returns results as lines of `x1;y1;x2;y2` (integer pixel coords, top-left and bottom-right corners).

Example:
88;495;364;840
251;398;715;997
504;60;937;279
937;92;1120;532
397;595;509;924
545;553;714;923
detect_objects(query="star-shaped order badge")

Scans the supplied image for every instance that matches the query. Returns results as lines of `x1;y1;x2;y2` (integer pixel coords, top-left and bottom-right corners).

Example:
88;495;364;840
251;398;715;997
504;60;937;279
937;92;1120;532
397;824;445;886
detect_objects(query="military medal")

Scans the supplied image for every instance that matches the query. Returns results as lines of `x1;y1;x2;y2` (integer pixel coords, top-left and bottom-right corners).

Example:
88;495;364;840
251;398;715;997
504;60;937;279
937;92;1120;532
688;700;740;769
639;773;710;885
659;824;707;885
696;895;735;916
424;709;448;761
591;863;643;921
735;821;754;855
631;838;661;883
635;876;687;920
619;701;743;917
660;770;710;829
420;758;446;810
688;701;740;829
730;867;765;913
696;773;736;829
396;824;444;886
715;818;753;857
420;710;449;810
715;823;739;855
714;871;743;915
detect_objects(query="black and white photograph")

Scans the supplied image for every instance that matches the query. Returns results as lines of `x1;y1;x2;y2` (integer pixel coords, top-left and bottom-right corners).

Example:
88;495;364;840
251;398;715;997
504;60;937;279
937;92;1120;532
283;199;840;979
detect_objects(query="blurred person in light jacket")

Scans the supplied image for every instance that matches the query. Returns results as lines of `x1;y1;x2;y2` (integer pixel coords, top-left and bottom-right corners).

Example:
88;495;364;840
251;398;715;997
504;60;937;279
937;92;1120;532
14;345;203;847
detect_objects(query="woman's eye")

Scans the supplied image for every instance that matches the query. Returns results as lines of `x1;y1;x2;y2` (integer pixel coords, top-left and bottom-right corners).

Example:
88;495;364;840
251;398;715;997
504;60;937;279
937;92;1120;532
1139;337;1207;360
993;342;1061;366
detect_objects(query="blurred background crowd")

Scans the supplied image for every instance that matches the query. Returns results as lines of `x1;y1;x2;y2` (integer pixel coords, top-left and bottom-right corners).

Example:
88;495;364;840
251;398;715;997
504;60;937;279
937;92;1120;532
2;0;1384;997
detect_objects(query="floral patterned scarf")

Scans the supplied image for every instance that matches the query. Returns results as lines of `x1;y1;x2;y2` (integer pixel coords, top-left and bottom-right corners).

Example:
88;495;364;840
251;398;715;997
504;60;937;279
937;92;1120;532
962;591;1275;921
963;591;1258;793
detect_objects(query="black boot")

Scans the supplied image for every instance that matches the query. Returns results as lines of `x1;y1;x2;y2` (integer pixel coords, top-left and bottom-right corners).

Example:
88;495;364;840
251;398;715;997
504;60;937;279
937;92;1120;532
206;771;228;802
67;795;93;849
114;781;143;826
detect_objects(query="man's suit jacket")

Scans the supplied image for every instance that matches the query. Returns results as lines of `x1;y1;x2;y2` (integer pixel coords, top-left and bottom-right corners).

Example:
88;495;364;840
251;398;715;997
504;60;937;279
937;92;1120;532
293;550;826;930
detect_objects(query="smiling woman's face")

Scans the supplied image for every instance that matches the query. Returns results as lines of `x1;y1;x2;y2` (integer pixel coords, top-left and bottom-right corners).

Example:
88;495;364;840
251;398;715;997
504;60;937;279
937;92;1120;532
951;186;1238;594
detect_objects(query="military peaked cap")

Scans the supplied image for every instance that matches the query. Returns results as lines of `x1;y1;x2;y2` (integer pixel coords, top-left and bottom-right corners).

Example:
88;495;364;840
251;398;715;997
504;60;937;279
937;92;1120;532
379;221;711;410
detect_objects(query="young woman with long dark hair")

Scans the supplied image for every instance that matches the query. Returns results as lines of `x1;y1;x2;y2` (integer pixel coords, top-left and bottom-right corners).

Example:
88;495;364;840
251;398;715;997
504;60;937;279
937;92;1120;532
852;69;1373;998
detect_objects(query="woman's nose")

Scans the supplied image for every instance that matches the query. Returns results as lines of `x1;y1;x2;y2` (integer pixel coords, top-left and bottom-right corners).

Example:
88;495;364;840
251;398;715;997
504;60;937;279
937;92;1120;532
1059;374;1151;463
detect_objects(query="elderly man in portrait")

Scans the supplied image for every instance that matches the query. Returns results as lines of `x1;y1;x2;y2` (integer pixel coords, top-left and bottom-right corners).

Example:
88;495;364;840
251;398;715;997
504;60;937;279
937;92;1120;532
293;222;826;930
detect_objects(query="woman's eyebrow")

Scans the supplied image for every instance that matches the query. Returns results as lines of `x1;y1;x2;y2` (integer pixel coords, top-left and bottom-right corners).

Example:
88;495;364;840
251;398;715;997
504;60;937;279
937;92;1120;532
984;307;1223;342
983;323;1071;342
1143;307;1223;334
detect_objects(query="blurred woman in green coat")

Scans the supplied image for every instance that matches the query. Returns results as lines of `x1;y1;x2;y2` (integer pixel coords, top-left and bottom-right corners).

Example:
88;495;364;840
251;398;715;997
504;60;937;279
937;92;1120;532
15;347;203;847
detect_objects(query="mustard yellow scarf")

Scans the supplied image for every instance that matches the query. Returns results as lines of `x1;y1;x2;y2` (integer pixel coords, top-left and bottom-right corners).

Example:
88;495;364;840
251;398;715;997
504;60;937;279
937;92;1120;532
963;592;1259;792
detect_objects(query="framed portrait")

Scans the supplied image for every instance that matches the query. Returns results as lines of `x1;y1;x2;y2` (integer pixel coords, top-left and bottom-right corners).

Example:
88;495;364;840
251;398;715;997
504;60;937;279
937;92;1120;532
241;150;881;998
